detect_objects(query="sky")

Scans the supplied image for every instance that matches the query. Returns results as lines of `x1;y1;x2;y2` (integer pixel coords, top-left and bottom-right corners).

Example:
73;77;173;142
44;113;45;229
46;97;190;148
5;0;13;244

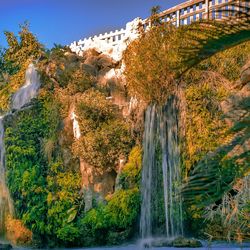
0;0;184;49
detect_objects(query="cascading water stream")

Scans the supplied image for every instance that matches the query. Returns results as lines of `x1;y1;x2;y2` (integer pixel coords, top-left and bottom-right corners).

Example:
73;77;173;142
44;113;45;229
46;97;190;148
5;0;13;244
12;63;41;110
140;105;157;239
140;95;183;245
0;63;40;234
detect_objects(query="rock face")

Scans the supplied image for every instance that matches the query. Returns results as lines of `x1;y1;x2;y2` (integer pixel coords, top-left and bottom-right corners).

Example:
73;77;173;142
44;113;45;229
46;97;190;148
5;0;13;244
55;50;143;212
80;160;117;212
140;237;202;248
172;237;202;248
241;60;250;85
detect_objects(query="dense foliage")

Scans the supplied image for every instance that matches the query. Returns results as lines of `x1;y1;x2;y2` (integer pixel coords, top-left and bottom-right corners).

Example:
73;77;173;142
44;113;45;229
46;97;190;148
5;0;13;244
72;89;133;170
0;24;44;112
1;27;140;246
124;13;250;241
124;12;250;104
5;99;54;243
79;188;140;246
1;11;249;247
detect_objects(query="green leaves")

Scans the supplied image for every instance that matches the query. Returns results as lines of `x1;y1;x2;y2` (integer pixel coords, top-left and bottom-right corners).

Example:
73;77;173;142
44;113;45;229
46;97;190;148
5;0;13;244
79;188;140;246
124;3;250;104
67;207;78;223
4;23;44;68
73;89;133;170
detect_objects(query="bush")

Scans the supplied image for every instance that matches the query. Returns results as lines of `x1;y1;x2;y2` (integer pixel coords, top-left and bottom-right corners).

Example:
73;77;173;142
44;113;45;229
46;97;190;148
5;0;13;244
79;188;140;246
73;89;133;170
119;146;142;189
74;120;132;169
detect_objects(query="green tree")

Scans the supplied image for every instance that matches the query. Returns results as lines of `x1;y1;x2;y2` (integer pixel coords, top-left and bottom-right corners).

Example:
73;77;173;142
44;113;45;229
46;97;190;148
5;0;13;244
124;3;250;104
4;22;44;68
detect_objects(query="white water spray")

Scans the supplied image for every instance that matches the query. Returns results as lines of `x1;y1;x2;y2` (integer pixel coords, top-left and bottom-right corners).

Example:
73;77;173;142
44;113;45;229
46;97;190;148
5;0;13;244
12;63;41;110
71;111;81;139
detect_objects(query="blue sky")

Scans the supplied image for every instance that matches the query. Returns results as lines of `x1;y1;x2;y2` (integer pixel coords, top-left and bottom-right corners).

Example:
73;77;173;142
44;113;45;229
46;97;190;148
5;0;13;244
0;0;184;49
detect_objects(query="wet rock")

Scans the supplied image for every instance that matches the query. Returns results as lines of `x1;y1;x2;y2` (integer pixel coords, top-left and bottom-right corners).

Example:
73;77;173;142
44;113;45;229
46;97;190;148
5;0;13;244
172;237;202;248
140;237;202;248
0;244;12;250
150;238;172;247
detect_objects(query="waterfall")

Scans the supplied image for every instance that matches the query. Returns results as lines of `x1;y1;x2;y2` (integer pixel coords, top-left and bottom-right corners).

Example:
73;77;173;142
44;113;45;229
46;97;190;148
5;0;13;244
140;95;183;243
71;111;81;139
0;63;40;234
12;63;41;110
140;105;157;239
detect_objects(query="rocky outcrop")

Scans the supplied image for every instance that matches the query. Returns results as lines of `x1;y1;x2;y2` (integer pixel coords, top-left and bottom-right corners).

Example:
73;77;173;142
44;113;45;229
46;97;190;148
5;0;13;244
172;237;202;248
55;50;144;211
140;237;202;248
241;60;250;85
80;160;117;212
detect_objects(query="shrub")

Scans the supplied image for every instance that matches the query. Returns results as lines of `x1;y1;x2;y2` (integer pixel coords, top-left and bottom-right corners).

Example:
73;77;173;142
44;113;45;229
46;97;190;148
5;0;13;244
79;188;140;246
118;146;142;189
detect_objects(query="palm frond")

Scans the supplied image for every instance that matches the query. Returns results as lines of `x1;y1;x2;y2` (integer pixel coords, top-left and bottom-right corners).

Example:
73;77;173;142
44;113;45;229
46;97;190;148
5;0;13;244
183;94;250;206
176;1;250;76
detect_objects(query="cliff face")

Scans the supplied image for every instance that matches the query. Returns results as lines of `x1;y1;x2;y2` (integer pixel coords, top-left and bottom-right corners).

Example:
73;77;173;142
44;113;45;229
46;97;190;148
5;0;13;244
43;48;144;212
41;45;250;241
221;60;250;125
182;54;250;240
2;24;249;246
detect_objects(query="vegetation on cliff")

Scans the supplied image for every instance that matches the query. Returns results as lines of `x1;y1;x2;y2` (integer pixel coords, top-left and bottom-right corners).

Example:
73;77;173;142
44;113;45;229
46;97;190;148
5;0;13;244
124;13;250;241
0;9;249;247
1;25;140;246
